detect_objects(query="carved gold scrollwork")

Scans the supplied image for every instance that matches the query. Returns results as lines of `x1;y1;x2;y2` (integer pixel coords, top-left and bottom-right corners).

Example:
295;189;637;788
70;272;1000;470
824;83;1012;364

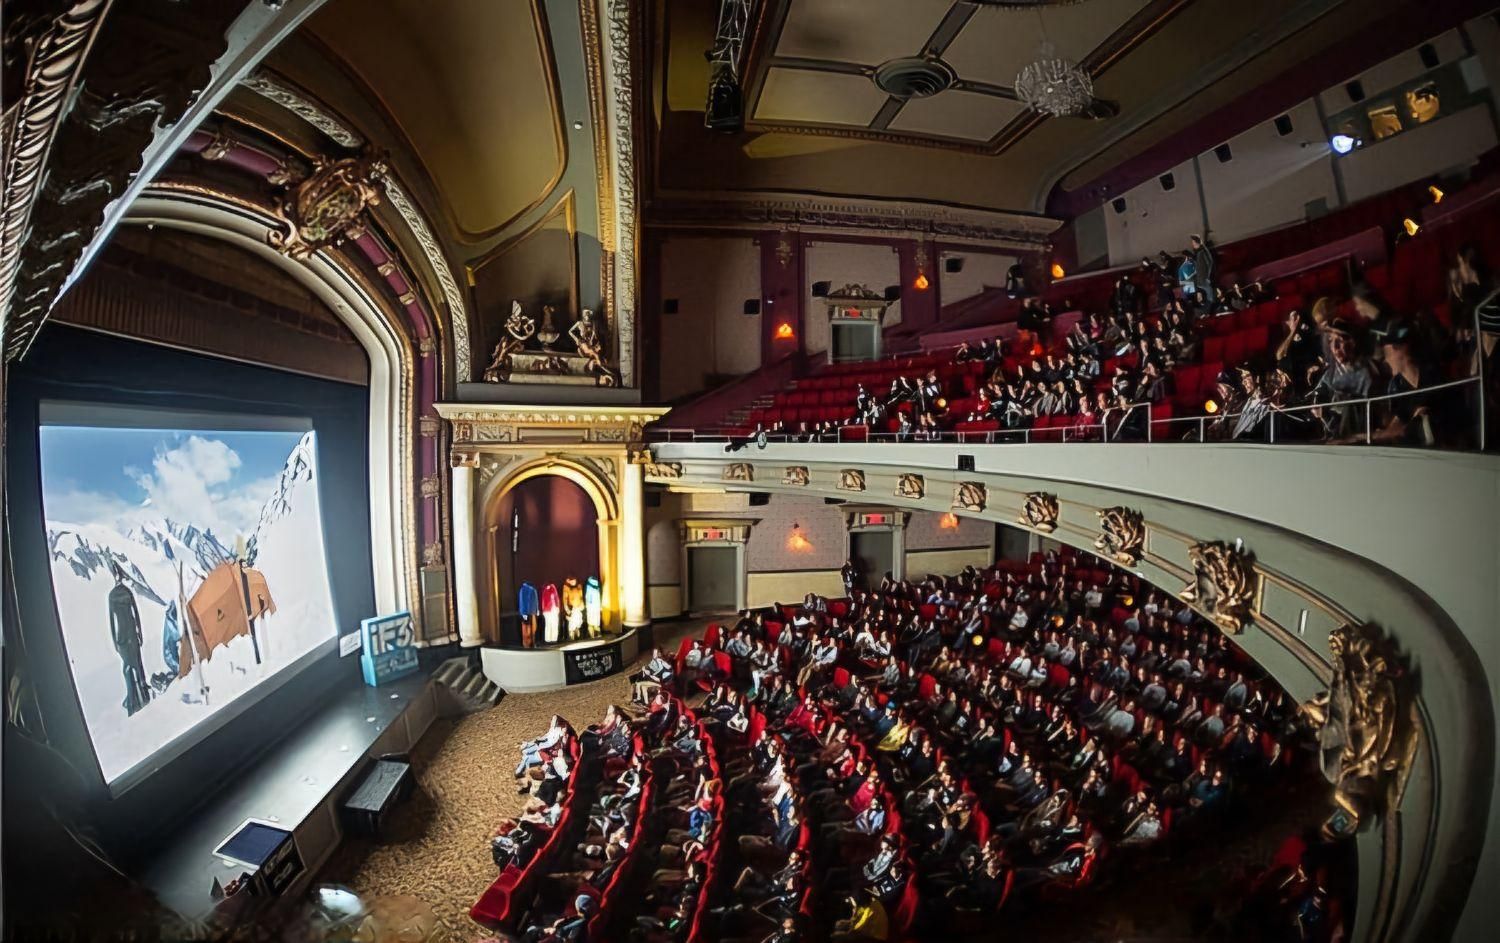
838;469;866;492
268;152;388;259
1179;541;1258;634
645;462;683;480
724;463;754;482
1017;491;1059;533
783;466;810;486
952;481;987;513
1300;624;1418;839
421;541;444;567
896;474;925;499
419;473;442;498
449;449;480;470
1094;507;1145;566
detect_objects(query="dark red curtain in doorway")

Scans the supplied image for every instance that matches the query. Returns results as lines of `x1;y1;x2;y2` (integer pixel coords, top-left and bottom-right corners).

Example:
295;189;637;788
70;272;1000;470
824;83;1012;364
493;475;599;643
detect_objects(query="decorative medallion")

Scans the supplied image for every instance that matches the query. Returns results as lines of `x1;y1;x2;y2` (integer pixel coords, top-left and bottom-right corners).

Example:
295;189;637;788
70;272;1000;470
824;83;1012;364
421;541;444;567
896;474;925;499
1179;541;1258;634
1018;491;1059;533
1300;624;1417;839
838;469;866;492
952;481;987;513
783;466;810;486
1094;507;1145;567
724;463;754;482
418;415;441;438
417;334;435;356
268;152;388;259
199;127;236;161
775;230;794;268
418;473;442;498
645;462;684;480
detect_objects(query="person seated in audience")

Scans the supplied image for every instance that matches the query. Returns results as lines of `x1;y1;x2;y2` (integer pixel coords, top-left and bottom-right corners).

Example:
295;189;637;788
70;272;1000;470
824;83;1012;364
520;892;596;943
515;714;572;793
1367;320;1463;447
631;647;675;705
1311;319;1375;438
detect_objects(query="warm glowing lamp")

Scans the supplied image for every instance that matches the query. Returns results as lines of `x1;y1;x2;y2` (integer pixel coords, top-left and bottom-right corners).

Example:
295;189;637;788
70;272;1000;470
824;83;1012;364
1402;218;1421;237
788;522;813;552
914;272;930;291
971;634;986;647
1429;185;1444;204
1050;262;1066;279
1204;399;1219;414
775;322;795;340
935;397;948;410
939;513;960;530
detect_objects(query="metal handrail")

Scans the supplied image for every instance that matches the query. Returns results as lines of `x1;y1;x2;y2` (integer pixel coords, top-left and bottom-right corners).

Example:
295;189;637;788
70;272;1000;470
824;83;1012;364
646;372;1486;449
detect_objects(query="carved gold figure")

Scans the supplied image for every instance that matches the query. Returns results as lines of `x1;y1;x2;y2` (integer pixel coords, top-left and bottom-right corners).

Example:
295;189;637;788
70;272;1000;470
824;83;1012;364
952;481;987;513
268;153;388;259
896;474;925;499
839;469;866;492
1095;507;1145;566
483;301;536;383
783;466;810;486
1018;492;1059;533
1179;541;1257;633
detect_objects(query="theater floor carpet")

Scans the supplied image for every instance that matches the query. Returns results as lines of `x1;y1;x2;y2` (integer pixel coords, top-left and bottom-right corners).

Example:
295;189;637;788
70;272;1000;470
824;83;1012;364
315;620;705;943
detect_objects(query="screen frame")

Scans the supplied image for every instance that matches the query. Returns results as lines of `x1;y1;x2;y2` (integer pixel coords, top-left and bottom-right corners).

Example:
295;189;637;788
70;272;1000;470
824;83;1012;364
4;325;376;851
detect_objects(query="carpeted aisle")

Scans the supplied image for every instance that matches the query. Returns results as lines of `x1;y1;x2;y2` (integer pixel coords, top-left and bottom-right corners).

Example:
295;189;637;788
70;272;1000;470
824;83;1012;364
314;621;703;943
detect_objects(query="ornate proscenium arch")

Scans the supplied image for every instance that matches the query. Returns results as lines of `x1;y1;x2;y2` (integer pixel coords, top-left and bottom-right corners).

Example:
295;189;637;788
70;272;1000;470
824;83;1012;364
121;190;422;635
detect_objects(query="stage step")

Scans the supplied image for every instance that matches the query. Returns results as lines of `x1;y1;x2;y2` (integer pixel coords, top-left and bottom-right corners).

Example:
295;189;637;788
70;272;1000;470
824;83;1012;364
433;656;503;713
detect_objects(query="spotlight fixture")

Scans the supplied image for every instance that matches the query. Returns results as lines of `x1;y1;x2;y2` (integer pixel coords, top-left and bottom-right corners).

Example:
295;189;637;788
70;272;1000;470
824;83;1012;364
1330;134;1358;155
1204;399;1219;414
1402;218;1421;237
705;0;752;132
1429;185;1445;204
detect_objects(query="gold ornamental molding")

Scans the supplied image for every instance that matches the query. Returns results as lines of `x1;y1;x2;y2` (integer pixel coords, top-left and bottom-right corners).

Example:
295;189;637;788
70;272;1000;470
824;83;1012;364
952;481;988;513
1095;506;1146;567
783;465;810;486
895;474;925;500
645;461;684;480
838;468;867;492
1300;624;1418;840
1017;491;1060;533
0;0;112;327
239;70;473;381
724;462;755;482
268;152;389;259
1179;540;1259;635
433;402;668;448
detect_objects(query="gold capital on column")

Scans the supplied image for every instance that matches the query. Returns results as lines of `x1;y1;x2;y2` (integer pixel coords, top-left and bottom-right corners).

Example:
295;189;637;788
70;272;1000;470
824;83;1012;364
451;448;481;469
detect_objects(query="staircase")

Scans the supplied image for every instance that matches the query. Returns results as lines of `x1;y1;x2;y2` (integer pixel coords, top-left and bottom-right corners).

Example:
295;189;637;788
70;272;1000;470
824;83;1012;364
433;656;503;713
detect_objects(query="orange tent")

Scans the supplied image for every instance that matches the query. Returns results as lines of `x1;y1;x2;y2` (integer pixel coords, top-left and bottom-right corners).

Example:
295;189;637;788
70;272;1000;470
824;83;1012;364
179;562;277;677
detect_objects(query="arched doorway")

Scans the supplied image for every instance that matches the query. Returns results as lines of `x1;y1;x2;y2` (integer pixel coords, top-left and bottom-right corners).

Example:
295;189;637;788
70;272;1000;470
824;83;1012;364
491;476;600;646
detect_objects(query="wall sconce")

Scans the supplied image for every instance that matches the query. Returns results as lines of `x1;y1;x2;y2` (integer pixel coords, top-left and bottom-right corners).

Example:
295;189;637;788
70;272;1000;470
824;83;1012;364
1401;218;1421;237
1050;262;1066;279
913;271;930;291
787;522;813;552
1428;185;1444;204
939;513;960;530
775;322;795;340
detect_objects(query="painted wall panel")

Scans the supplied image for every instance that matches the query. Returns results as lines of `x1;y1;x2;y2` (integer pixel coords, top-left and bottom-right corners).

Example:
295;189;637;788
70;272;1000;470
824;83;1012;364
804;241;902;354
658;235;762;400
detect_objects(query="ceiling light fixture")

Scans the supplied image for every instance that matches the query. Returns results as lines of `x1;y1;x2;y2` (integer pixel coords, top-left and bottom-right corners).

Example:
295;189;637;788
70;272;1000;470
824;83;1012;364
1009;4;1095;118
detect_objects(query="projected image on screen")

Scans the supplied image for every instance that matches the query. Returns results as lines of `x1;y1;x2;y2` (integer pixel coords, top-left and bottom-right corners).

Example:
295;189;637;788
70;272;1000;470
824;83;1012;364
39;416;337;786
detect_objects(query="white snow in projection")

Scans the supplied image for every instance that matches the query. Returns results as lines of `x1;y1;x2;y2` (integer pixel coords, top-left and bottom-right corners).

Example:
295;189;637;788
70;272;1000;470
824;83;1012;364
44;430;336;784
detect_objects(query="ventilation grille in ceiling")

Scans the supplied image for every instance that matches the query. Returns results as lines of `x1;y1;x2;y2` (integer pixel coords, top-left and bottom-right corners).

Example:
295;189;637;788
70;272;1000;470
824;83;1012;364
874;57;957;99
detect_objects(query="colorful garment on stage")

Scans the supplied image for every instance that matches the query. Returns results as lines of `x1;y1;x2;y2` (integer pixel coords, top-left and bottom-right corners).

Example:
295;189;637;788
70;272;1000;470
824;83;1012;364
518;582;539;619
540;582;561;645
584;576;603;636
561;577;585;640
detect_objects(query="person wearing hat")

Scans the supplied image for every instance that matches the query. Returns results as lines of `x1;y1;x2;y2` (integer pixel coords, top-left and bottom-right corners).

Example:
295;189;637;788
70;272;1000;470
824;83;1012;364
1370;320;1458;446
1312;318;1375;439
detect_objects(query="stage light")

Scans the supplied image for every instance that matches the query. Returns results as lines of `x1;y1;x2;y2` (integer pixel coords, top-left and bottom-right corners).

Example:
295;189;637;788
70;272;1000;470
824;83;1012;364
1330;134;1357;155
914;272;930;291
939;513;960;530
1402;218;1421;237
1429;185;1444;204
1050;262;1066;279
935;397;948;410
1204;399;1219;414
971;634;986;648
775;322;795;340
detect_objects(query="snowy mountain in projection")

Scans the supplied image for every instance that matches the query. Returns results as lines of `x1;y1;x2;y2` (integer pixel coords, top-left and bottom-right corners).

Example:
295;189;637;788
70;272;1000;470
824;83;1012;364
43;429;337;785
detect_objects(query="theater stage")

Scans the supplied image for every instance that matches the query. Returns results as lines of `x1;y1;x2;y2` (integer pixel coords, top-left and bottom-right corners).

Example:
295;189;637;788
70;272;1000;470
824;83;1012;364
135;670;439;922
479;626;651;693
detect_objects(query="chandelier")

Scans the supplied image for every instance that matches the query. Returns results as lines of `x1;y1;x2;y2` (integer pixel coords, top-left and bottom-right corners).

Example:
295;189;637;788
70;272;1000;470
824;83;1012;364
1014;42;1093;117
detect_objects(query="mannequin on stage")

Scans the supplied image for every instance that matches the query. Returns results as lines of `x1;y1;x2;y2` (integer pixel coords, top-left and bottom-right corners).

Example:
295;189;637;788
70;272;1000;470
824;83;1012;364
561;577;585;641
518;581;539;648
540;582;561;645
584;576;603;637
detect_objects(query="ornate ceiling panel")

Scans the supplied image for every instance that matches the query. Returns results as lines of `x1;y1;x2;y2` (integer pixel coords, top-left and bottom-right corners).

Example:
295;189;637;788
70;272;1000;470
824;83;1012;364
303;0;565;243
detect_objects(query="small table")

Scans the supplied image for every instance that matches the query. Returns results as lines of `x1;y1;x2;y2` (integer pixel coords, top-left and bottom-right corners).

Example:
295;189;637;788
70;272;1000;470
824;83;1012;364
343;759;412;836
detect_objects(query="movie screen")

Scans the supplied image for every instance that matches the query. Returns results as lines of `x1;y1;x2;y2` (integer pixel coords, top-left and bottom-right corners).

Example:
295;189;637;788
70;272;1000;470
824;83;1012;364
38;407;338;788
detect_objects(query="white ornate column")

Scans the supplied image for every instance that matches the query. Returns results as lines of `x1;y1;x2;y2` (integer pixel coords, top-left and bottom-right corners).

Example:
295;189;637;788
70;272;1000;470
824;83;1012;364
620;458;649;627
451;449;482;647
